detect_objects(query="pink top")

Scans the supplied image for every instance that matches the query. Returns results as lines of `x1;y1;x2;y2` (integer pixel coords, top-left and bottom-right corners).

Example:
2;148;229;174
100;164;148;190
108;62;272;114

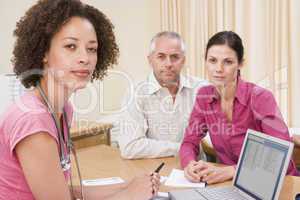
0;92;73;200
179;78;299;176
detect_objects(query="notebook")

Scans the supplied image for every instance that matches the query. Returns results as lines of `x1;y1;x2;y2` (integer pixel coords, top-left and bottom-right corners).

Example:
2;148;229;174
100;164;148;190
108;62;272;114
164;169;205;188
169;129;294;200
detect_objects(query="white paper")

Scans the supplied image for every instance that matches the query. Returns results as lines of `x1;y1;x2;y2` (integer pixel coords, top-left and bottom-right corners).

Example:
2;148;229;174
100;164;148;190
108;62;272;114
82;177;125;186
157;192;169;197
151;192;169;200
160;176;168;183
164;169;205;188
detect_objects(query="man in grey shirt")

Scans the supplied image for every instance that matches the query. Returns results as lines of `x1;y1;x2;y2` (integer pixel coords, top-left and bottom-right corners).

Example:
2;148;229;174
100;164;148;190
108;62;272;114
118;31;207;159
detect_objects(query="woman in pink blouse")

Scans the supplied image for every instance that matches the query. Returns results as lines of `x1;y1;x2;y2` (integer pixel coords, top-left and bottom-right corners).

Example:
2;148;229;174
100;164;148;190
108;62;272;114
179;31;299;184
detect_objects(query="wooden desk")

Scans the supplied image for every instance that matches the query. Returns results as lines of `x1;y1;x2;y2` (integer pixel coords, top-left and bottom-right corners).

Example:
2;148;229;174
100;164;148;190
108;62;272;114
72;145;300;199
70;121;112;149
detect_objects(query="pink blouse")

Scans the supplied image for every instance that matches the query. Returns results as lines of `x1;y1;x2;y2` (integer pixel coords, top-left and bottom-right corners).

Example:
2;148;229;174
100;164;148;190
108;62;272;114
179;78;299;176
0;92;73;200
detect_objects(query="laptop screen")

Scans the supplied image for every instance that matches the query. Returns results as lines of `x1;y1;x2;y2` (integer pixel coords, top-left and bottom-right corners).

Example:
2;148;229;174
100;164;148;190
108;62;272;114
234;133;289;200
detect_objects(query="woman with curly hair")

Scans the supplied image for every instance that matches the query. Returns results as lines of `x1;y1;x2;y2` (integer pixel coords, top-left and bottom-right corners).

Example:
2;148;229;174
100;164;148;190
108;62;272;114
0;0;159;199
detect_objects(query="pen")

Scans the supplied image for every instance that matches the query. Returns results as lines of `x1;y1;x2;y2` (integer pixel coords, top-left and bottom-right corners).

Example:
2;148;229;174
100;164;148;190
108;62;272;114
154;162;165;173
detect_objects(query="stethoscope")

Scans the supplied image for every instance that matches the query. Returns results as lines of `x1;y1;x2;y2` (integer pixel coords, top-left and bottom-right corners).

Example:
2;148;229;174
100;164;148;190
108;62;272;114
37;83;84;200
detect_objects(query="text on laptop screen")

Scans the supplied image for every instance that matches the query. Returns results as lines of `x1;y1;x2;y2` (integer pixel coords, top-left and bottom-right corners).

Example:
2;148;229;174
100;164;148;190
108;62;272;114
234;133;289;200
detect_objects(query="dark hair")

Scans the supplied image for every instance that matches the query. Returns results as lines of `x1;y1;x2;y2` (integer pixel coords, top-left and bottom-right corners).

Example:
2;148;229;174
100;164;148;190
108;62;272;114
12;0;119;88
205;31;244;64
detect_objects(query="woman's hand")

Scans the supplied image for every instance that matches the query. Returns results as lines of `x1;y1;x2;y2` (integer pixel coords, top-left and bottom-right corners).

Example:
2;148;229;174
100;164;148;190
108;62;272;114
184;160;235;184
124;173;160;200
184;160;208;182
198;165;235;184
151;172;160;195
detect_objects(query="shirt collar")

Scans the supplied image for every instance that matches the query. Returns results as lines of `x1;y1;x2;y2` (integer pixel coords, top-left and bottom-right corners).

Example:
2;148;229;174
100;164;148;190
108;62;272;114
234;77;248;106
146;71;193;95
207;76;247;106
146;72;162;94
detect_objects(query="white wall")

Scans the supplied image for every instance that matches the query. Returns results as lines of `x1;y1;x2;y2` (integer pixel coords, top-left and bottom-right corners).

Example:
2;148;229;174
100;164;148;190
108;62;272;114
76;0;161;121
0;0;37;74
290;0;300;128
0;0;161;122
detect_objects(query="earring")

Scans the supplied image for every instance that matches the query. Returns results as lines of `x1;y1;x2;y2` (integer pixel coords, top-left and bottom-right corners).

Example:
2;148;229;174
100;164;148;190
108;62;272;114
43;58;48;64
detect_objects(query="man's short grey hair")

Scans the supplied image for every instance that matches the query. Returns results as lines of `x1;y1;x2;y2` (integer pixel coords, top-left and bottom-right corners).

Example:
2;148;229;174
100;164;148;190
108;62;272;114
149;31;186;54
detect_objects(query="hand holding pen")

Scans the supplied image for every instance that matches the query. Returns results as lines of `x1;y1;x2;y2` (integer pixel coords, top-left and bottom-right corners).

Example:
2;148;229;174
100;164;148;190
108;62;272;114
151;162;165;195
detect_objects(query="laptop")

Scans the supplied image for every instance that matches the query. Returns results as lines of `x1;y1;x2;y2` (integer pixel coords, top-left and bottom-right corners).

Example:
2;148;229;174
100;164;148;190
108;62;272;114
169;129;294;200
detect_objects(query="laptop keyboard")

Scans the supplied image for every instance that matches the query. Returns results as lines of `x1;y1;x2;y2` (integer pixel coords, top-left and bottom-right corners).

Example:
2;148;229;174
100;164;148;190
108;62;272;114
195;186;248;200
